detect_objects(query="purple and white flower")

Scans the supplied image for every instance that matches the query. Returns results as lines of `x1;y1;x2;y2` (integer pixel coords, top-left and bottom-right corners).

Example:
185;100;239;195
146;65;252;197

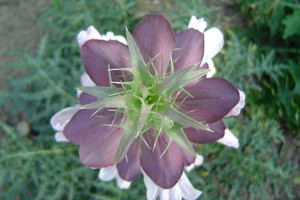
51;14;245;200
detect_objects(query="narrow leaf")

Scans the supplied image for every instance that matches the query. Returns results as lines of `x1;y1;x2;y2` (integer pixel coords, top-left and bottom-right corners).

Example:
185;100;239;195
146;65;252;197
126;28;151;83
166;125;195;156
164;106;210;131
160;66;209;93
116;99;152;161
78;86;123;98
80;95;126;110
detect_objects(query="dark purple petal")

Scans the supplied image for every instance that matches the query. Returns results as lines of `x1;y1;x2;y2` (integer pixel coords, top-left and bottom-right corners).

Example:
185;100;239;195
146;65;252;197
199;63;208;70
64;109;124;168
79;93;97;105
140;130;185;189
80;40;130;86
182;150;196;166
177;78;240;123
172;29;204;71
133;14;175;76
117;141;141;181
184;120;226;144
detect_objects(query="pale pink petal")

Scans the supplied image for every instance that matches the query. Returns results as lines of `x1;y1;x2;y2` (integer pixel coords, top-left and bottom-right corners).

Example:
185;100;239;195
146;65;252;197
54;132;69;142
188;16;207;33
202;27;224;64
160;187;182;200
143;173;159;200
80;73;96;87
178;173;202;200
116;175;131;189
226;90;246;117
101;31;127;44
206;60;216;78
50;105;80;131
77;26;102;47
98;166;117;181
217;129;239;149
185;154;204;172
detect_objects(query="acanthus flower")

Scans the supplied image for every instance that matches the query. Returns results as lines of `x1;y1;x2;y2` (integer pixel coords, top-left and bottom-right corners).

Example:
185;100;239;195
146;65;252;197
51;14;245;200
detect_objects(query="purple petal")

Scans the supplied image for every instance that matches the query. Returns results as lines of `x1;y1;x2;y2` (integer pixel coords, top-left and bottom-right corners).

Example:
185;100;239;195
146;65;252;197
140;130;185;189
184;120;226;144
63;108;119;145
182;150;196;166
117;141;142;181
177;78;239;123
79;93;97;105
80;40;130;86
64;109;124;168
133;14;175;76
172;29;204;71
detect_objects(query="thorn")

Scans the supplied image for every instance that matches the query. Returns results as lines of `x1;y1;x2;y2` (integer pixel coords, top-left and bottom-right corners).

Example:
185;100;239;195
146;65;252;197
90;107;102;118
142;135;151;150
160;140;171;159
108;64;113;87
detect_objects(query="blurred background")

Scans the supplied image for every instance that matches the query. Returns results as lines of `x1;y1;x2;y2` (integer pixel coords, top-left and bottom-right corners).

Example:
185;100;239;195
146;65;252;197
0;0;299;199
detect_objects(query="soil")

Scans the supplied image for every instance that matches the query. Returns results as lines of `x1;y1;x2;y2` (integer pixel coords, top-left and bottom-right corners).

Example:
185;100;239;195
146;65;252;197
0;0;50;123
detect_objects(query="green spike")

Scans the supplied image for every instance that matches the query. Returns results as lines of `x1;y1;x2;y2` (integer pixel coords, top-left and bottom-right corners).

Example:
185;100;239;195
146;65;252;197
159;65;209;94
164;106;210;131
78;86;123;99
166;124;195;156
125;27;152;84
80;95;127;110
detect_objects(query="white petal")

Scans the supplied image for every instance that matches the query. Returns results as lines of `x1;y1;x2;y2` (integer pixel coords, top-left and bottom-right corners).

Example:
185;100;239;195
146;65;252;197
54;132;69;142
77;25;101;47
226;90;246;117
160;187;182;200
206;59;217;78
50;105;80;131
188;16;207;33
101;32;127;44
98;166;117;181
178;173;202;200
203;27;224;64
116;175;131;189
217;129;239;149
80;73;96;87
185;154;204;172
143;174;159;200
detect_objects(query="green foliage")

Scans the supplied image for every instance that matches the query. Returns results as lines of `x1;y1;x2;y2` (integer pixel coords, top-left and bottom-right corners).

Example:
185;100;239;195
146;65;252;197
283;8;300;38
236;0;300;134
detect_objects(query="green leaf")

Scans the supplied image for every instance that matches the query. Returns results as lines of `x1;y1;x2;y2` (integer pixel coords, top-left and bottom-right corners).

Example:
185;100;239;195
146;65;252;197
78;86;123;98
125;28;151;83
283;9;300;38
115;99;152;161
166;124;195;156
80;95;127;110
164;106;210;131
159;65;209;93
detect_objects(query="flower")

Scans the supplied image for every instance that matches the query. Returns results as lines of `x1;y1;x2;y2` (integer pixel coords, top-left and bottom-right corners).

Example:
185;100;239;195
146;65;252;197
51;14;245;199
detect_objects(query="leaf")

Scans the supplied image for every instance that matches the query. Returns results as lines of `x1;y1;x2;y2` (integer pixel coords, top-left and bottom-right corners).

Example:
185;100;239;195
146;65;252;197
159;65;209;93
80;95;127;110
126;28;152;83
164;106;210;131
166;124;195;156
115;100;152;161
78;86;123;98
283;9;300;38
